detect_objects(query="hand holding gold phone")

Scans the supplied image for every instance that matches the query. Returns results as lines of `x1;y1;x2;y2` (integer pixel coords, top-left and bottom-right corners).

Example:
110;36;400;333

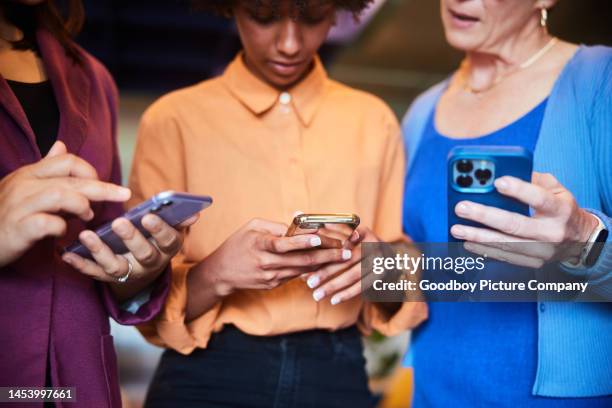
286;213;360;247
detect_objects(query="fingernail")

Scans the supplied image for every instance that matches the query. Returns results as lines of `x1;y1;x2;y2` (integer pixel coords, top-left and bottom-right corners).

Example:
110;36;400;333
456;202;469;216
62;255;73;265
495;178;509;190
451;226;465;238
351;230;360;242
82;232;96;244
310;236;321;247
117;187;131;200
313;289;324;302
293;210;304;217
342;249;352;260
145;216;161;229
307;275;320;289
114;222;129;236
85;209;94;220
331;295;341;305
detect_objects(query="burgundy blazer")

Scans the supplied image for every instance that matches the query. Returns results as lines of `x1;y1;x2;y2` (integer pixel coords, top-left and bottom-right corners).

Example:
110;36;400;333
0;30;170;407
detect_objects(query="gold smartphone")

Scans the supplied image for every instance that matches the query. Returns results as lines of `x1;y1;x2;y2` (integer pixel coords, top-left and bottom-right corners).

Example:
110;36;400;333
286;213;360;237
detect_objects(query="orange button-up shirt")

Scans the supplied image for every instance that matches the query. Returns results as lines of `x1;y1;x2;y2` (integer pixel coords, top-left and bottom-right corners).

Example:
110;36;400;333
129;54;427;354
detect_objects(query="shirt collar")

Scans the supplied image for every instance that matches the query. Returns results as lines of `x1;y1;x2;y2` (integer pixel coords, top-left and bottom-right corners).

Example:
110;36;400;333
222;52;328;127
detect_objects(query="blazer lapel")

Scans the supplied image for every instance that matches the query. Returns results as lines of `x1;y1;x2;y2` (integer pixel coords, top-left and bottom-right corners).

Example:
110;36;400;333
0;73;39;161
37;29;91;157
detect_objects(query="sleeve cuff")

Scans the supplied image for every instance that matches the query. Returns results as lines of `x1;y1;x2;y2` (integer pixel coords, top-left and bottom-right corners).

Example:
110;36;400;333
102;265;171;325
120;286;154;314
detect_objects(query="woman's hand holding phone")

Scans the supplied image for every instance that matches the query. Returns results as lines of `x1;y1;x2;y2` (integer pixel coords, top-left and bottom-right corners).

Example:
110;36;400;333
61;213;199;301
450;172;599;267
305;224;379;306
0;141;131;268
185;218;347;321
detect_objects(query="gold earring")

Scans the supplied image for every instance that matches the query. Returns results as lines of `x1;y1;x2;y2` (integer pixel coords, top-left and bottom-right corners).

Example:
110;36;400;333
540;8;548;28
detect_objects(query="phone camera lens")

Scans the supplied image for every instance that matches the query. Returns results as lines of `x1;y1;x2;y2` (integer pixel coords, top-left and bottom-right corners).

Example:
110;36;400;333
456;175;473;188
475;169;492;182
456;160;473;173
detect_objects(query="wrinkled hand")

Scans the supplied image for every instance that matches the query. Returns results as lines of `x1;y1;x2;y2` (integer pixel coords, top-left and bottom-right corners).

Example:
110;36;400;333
450;172;599;268
0;141;130;267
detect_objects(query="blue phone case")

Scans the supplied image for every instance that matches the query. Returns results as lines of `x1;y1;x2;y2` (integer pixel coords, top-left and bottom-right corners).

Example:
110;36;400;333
65;191;213;259
447;146;533;242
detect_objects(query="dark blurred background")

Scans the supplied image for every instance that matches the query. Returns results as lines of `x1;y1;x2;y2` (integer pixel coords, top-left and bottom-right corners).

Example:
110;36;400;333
76;0;612;114
73;1;611;406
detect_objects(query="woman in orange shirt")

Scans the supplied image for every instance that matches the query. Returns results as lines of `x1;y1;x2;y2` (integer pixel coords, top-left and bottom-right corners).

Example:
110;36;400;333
129;1;426;406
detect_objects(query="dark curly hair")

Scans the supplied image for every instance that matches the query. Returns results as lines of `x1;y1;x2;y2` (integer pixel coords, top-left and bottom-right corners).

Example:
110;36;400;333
192;0;374;18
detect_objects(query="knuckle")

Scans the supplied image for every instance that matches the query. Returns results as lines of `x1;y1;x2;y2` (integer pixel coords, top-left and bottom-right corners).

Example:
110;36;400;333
547;229;564;243
33;215;53;232
46;186;64;203
248;218;262;228
261;270;277;284
255;253;272;270
139;247;158;264
252;232;266;248
257;255;272;270
300;253;315;266
503;214;522;236
271;239;283;253
103;263;120;276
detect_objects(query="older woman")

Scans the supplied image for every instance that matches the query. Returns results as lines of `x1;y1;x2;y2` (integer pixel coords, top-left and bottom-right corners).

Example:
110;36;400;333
402;0;611;406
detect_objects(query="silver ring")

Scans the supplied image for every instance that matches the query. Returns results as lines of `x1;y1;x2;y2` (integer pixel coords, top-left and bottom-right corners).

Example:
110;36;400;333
117;256;133;283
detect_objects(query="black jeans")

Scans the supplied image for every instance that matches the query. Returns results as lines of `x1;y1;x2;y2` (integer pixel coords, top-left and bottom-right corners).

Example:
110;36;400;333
144;325;374;408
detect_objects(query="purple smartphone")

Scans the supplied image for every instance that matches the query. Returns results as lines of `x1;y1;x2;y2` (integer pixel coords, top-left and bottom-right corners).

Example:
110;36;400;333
65;191;213;259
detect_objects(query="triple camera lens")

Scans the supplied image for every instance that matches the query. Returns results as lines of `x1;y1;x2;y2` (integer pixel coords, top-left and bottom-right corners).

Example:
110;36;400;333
454;159;493;188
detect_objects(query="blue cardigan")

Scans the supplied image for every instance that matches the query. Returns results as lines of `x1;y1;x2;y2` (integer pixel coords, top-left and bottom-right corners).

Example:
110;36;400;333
401;45;612;397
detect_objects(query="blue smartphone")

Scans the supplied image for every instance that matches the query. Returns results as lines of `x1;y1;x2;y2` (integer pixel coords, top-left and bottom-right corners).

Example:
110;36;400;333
65;191;213;259
448;146;533;242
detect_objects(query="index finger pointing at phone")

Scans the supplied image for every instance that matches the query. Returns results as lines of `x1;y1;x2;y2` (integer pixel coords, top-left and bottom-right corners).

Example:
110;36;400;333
50;178;131;203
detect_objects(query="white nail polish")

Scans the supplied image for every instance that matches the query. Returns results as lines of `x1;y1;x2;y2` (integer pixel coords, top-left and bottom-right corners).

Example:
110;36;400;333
307;275;320;289
331;296;341;305
342;249;352;260
310;236;322;247
313;289;324;302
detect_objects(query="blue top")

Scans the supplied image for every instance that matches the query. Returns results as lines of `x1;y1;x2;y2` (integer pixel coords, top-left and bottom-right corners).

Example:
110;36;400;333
402;45;612;400
406;100;610;407
403;99;545;242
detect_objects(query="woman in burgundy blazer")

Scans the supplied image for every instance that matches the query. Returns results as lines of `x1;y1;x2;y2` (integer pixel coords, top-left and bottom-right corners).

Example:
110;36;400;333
0;1;194;406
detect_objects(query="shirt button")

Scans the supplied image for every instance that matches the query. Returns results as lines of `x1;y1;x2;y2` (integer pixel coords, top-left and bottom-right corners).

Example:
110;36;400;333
279;92;291;105
539;303;546;313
